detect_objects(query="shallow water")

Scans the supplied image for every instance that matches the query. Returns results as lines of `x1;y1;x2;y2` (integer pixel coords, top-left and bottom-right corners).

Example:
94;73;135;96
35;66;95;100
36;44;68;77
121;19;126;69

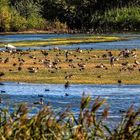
0;82;140;127
0;33;140;50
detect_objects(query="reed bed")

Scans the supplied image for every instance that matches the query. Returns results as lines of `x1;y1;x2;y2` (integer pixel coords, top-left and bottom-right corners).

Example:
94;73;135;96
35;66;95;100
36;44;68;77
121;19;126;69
0;96;140;140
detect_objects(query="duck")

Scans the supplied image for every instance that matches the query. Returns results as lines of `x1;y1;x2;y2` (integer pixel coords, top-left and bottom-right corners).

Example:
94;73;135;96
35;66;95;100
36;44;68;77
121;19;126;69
121;62;129;66
34;98;44;105
0;83;4;85
65;93;69;96
119;110;126;113
1;90;6;93
38;94;44;98
0;72;5;77
45;89;50;92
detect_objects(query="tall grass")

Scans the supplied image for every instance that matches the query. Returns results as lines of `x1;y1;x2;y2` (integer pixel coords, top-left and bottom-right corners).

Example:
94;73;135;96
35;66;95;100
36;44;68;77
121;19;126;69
0;96;140;139
100;7;140;32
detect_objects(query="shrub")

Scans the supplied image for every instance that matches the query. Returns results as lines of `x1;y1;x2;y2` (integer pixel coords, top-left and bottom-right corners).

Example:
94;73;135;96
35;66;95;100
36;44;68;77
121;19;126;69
10;8;27;31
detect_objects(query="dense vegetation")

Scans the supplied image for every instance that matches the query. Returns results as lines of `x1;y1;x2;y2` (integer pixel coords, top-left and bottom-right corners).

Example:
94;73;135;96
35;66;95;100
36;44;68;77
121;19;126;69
0;96;140;139
0;0;140;32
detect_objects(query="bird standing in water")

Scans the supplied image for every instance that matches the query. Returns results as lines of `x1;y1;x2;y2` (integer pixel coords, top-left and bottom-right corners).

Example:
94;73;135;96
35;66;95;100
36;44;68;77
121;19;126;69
64;81;70;89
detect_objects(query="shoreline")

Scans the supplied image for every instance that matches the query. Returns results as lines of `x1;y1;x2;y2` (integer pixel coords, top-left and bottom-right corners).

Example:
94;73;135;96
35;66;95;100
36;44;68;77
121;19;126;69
1;81;140;85
0;30;140;35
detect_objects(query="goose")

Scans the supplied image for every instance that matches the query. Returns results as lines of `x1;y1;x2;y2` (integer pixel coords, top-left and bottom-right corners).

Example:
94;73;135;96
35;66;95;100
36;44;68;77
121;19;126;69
65;74;73;80
41;50;48;56
4;57;9;63
18;67;22;71
64;81;70;89
121;62;129;66
0;72;5;77
118;80;122;85
27;67;38;73
95;63;106;69
110;56;115;66
78;63;86;68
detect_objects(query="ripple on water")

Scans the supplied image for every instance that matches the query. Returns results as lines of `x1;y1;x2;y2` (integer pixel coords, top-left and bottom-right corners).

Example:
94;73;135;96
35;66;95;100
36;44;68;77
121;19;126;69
0;82;140;129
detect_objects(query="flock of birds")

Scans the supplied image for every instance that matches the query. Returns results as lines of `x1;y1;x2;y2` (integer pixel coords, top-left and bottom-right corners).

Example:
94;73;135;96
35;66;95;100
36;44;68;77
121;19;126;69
0;44;140;104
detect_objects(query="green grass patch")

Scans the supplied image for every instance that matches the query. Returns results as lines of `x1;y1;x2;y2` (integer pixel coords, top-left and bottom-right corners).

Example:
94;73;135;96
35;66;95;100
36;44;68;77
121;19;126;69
0;35;123;47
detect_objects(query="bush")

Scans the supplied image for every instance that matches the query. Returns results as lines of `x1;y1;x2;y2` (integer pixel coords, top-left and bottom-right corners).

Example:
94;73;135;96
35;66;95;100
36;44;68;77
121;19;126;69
10;8;27;31
26;15;46;30
104;7;140;31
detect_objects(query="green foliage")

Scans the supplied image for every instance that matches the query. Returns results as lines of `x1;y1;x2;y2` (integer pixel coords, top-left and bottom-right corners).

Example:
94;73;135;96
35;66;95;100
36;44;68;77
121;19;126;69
105;7;140;31
0;96;140;139
10;8;27;31
26;15;46;30
0;0;11;31
14;0;41;18
40;0;140;32
14;0;46;30
0;0;46;32
1;0;140;32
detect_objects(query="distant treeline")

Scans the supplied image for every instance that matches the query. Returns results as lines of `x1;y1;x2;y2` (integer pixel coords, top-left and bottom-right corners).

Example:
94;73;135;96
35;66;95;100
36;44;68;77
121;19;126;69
0;0;140;33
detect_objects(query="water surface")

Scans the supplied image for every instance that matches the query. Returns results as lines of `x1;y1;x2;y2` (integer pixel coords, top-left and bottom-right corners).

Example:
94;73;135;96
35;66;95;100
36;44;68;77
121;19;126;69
0;33;140;50
0;82;140;127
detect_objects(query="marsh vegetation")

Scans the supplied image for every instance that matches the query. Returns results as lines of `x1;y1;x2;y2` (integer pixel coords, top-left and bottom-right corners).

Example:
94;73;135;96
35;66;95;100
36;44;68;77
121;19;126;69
0;96;140;140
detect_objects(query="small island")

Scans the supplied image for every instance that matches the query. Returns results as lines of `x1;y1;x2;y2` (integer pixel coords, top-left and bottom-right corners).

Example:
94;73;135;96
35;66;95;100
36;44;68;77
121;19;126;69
0;48;139;84
0;35;123;47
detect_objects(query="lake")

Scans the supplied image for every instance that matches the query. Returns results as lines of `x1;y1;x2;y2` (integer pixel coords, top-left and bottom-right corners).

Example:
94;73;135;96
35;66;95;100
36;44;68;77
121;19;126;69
0;33;140;127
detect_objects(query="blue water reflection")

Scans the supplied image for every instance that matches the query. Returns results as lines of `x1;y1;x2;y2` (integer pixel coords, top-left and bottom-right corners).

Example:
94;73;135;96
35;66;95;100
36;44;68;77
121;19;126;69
0;83;140;119
0;33;140;127
0;33;140;50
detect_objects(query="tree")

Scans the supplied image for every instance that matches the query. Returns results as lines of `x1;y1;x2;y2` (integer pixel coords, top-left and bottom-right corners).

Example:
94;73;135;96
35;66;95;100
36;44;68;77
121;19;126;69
0;0;11;31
